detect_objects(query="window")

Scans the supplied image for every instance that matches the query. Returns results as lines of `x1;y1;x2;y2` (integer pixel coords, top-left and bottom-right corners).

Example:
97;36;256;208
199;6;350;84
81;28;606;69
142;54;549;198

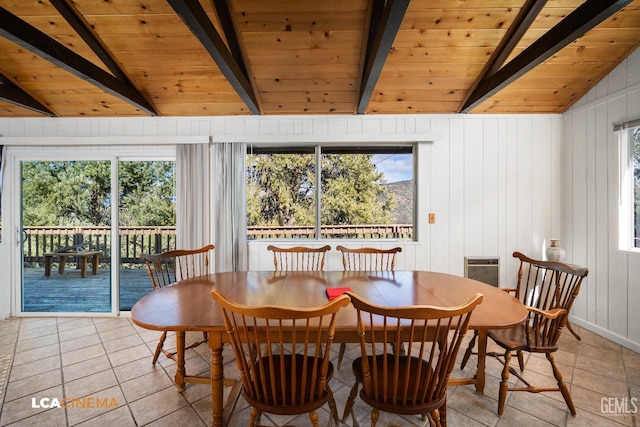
619;123;640;250
247;145;414;240
632;126;640;248
0;145;3;242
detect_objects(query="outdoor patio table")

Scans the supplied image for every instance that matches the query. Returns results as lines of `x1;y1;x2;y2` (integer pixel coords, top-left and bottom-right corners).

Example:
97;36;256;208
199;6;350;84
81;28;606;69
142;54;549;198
131;270;527;427
44;250;101;278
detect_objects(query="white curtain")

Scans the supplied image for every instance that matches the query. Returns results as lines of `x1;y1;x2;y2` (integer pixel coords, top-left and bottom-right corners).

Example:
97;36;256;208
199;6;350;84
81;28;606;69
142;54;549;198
212;142;247;272
176;143;213;254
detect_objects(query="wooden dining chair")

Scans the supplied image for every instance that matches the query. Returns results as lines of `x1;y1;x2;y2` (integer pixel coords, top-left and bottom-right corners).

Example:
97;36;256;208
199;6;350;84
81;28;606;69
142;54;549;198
266;244;331;271
140;244;215;365
459;251;587;415
342;291;483;427
335;245;403;369
211;289;350;427
460;251;589;372
490;305;575;415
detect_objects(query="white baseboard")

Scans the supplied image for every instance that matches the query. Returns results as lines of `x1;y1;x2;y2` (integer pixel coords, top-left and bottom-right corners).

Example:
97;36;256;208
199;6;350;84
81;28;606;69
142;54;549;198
569;315;640;353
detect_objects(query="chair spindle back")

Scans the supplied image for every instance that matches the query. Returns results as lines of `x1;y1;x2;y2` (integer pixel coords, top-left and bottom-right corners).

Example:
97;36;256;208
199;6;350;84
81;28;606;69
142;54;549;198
141;244;215;290
512;251;588;317
336;245;402;271
267;245;331;271
346;292;483;418
211;289;350;414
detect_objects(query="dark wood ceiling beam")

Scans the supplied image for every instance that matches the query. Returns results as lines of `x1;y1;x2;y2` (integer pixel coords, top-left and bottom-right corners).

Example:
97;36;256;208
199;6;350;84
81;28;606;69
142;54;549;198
460;0;633;113
210;0;248;76
357;0;410;114
169;0;260;115
364;0;386;62
458;0;547;113
0;73;55;116
485;0;548;77
49;0;129;82
0;7;158;116
49;0;157;115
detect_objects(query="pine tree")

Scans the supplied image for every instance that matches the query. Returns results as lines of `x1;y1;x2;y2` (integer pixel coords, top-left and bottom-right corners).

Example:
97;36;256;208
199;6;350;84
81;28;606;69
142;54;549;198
247;153;395;228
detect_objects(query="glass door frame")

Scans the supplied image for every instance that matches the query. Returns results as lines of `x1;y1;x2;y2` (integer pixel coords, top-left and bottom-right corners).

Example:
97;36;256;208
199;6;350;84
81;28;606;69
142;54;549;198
116;156;177;311
8;145;175;317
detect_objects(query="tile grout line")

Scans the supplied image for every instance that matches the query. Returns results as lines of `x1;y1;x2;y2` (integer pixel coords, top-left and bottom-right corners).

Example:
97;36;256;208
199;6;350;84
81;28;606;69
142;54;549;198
563;329;580;427
90;318;139;427
121;318;144;427
621;343;639;427
57;319;70;427
4;319;61;426
0;318;19;422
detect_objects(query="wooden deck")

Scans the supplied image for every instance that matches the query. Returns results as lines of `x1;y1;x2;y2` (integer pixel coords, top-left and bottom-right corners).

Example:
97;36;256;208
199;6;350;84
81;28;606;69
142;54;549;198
23;265;151;313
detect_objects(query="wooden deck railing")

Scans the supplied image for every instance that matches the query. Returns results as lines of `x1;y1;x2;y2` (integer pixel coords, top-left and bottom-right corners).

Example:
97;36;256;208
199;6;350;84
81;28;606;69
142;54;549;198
22;226;176;265
247;224;413;239
18;224;413;264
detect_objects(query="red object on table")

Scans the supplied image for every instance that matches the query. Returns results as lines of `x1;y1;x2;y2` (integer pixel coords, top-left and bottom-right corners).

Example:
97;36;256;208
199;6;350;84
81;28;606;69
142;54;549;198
325;287;352;300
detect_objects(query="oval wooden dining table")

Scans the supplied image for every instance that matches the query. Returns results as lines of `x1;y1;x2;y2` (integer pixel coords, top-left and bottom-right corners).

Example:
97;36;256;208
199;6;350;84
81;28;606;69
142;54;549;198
131;270;528;427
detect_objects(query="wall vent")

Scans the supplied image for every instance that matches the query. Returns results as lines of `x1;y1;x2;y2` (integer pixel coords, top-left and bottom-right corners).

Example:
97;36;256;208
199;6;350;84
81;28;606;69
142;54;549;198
464;256;499;287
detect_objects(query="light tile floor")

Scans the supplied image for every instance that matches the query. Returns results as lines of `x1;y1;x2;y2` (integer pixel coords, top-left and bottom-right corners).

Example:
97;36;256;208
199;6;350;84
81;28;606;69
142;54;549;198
0;317;638;427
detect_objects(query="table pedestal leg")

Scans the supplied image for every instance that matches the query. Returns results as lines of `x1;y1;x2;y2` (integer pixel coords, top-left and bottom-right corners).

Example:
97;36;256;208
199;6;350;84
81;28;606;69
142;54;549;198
174;331;186;392
475;330;488;394
210;335;224;427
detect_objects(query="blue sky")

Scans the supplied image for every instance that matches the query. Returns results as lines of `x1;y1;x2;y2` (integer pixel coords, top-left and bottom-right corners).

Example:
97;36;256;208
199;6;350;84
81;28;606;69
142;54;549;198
372;154;413;183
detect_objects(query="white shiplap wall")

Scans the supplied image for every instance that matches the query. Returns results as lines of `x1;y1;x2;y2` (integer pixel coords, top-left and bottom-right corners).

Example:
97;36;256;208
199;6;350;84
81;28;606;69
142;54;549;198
563;47;640;351
0;113;564;320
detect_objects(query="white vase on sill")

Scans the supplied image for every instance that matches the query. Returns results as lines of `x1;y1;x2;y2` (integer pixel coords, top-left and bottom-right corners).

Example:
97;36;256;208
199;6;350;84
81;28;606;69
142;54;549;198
546;239;566;262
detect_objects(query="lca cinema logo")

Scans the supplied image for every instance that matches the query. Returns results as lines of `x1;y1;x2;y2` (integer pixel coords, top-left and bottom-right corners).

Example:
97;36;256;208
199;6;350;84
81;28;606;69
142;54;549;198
31;396;119;409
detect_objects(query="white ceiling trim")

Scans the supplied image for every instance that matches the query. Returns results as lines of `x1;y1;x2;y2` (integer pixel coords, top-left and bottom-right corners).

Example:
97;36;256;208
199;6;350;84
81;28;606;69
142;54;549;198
0;136;209;146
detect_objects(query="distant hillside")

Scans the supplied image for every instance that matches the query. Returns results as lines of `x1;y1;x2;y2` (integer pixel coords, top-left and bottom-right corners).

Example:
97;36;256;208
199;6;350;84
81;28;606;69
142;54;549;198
382;180;413;224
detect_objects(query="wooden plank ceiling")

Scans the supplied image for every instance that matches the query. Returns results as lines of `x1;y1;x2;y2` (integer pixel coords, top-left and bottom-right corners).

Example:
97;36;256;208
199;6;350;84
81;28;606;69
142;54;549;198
0;0;638;117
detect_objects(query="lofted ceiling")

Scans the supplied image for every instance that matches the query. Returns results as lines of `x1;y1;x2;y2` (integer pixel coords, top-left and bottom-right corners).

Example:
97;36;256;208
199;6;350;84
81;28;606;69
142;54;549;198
0;0;638;118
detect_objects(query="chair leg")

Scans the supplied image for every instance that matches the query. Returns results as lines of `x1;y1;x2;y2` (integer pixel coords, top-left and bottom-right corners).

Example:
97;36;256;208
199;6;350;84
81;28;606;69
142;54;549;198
153;331;167;365
371;408;379;427
441;396;447;427
566;320;581;341
326;386;340;426
498;350;512;415
337;343;346;369
548;353;576;415
430;410;443;427
516;350;525;371
460;330;478;369
342;380;360;423
248;407;260;427
309;410;319;427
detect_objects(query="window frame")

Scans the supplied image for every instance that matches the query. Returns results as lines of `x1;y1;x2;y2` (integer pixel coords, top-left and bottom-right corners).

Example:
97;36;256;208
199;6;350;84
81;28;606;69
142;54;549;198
619;125;640;252
0;145;4;243
6;145;176;317
246;143;416;241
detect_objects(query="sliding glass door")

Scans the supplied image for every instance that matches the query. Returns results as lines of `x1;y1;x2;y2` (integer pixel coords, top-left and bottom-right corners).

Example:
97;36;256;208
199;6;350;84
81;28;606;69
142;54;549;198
21;160;112;312
17;150;175;314
118;160;176;311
